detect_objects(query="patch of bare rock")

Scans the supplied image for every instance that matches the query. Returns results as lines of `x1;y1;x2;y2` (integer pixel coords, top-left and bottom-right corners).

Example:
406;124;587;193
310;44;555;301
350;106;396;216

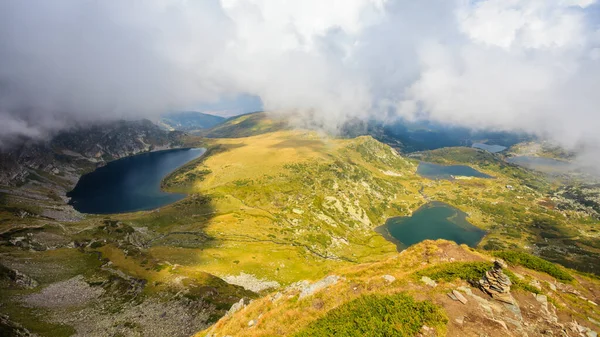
223;272;280;293
22;275;104;308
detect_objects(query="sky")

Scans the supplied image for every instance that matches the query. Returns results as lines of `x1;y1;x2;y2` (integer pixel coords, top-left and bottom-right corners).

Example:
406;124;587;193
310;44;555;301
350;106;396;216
0;0;599;158
191;93;263;118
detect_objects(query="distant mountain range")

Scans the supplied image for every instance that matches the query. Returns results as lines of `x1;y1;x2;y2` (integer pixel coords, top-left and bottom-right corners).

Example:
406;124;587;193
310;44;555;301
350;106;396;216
341;118;532;153
160;111;227;131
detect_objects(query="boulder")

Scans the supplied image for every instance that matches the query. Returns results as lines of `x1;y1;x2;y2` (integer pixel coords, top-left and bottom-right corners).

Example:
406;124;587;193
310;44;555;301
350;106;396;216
452;290;468;304
421;276;437;288
299;275;340;299
382;275;396;283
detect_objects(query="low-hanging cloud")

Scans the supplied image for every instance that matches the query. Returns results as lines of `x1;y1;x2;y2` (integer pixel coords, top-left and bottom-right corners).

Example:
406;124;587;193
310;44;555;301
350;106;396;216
1;0;599;157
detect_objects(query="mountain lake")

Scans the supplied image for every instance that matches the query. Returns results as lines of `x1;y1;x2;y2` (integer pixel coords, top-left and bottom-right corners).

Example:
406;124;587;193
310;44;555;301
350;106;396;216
471;143;507;153
376;201;486;250
68;148;205;214
417;162;492;180
506;156;574;174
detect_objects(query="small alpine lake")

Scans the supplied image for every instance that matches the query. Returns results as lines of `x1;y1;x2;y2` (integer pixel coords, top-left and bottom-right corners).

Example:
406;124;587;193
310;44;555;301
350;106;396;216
376;201;486;250
506;156;574;174
417;162;492;180
471;143;507;153
68;148;206;214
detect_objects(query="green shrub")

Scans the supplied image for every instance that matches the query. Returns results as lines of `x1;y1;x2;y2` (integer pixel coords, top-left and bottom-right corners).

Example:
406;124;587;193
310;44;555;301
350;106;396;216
89;241;104;249
482;239;506;251
416;262;492;282
493;251;573;282
295;293;447;337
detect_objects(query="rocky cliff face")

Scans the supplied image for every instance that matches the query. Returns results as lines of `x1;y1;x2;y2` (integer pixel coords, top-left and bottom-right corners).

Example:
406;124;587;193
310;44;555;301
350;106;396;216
0;119;182;187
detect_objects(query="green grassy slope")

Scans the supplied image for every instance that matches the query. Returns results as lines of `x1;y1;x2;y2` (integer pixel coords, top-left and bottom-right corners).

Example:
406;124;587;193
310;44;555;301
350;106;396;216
203;112;289;138
199;240;600;337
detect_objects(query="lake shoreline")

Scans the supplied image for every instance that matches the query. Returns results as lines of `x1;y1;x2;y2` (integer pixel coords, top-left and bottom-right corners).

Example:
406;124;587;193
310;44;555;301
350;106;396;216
377;201;486;250
374;224;405;252
417;162;493;180
68;147;206;214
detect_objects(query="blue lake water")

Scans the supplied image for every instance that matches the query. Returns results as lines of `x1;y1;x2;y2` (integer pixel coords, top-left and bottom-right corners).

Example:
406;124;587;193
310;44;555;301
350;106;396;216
417;162;492;180
377;201;486;250
506;156;573;174
472;143;507;153
68;148;205;214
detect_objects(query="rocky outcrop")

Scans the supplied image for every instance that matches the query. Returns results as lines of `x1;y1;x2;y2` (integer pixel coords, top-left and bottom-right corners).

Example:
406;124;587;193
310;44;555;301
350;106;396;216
0;314;35;337
421;276;437;287
478;260;514;304
293;275;341;299
226;298;247;317
0;264;38;289
22;275;104;309
382;275;396;283
0;119;181;187
223;273;280;293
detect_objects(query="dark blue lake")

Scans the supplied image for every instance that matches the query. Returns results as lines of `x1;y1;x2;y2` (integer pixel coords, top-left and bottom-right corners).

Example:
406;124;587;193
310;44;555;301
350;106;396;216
68;148;205;214
417;162;492;180
472;143;507;153
377;201;486;250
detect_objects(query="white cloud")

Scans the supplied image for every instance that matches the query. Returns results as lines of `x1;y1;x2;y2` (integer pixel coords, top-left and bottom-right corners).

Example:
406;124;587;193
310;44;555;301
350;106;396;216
457;0;592;49
400;0;599;148
0;0;599;160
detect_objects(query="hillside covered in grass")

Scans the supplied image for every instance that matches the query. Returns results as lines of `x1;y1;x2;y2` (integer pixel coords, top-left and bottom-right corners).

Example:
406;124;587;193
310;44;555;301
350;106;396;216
1;115;599;336
203;112;289;138
200;240;599;337
156;130;420;284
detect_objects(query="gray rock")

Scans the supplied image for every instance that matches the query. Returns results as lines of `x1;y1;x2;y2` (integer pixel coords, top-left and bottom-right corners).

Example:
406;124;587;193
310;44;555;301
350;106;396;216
223;272;280;293
0;314;34;336
457;286;474;296
22;275;104;308
492;319;508;331
529;279;542;290
452;290;468;304
382;275;396;283
421;276;437;288
299;275;340;299
0;265;38;289
270;292;282;302
567;321;598;337
227;298;246;316
248;320;256;327
535;294;548;305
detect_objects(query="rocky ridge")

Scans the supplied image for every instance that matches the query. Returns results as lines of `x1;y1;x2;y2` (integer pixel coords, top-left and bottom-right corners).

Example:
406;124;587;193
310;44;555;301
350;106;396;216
0;119;181;187
199;241;600;337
